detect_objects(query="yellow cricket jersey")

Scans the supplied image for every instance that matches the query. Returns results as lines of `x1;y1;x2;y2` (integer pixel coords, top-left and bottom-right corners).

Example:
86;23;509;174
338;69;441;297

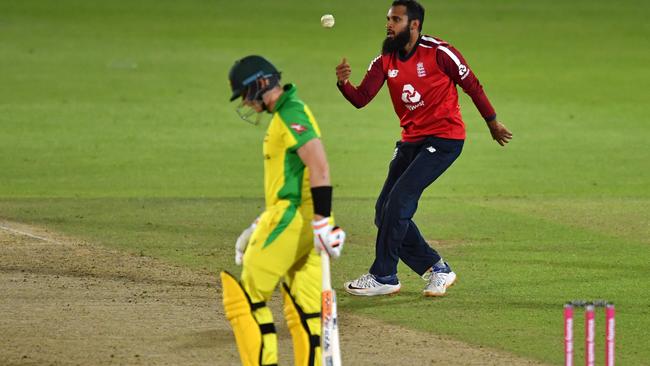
260;84;321;246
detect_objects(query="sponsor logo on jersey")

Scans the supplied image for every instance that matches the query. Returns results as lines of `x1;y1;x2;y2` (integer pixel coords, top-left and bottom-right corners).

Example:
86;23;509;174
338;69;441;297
388;69;399;78
417;62;426;77
406;101;425;111
401;84;425;111
290;123;308;134
401;84;421;104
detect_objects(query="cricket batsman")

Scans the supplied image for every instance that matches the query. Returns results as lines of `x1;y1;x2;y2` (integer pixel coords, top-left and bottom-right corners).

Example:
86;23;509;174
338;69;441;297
221;55;346;366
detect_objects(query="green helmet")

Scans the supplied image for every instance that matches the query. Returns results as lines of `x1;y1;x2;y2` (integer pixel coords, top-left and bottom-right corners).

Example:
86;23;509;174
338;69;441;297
228;55;281;102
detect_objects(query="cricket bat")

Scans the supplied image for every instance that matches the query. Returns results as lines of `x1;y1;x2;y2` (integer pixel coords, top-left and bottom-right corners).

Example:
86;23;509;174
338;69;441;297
321;251;342;366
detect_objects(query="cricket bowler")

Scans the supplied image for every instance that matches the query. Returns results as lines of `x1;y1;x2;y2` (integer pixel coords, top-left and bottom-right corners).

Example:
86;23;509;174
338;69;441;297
336;0;513;297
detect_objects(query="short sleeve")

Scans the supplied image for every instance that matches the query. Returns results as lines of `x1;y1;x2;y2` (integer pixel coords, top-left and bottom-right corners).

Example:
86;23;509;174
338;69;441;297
278;102;319;152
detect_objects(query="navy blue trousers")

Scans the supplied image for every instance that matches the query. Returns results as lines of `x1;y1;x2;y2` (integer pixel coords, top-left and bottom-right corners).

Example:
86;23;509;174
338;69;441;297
369;136;464;277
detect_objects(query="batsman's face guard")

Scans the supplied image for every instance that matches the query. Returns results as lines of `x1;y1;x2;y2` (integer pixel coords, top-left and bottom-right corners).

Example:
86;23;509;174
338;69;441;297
236;102;262;125
228;55;281;125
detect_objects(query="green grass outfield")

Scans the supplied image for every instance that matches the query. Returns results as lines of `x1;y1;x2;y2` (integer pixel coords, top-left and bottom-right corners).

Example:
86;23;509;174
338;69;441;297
1;0;649;364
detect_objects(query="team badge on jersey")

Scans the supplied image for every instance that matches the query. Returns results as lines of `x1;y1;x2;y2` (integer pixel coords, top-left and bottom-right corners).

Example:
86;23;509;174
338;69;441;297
290;123;308;134
416;62;426;77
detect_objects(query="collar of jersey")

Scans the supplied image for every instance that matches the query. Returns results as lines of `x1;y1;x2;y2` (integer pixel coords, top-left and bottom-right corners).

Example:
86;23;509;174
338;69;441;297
397;36;421;62
272;83;297;113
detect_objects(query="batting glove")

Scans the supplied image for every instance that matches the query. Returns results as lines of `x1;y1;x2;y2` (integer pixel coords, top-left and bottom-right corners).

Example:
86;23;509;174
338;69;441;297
312;217;345;258
235;217;259;265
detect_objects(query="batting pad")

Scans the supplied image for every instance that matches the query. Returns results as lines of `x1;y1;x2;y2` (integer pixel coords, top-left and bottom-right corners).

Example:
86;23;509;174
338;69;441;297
221;271;278;366
281;282;322;366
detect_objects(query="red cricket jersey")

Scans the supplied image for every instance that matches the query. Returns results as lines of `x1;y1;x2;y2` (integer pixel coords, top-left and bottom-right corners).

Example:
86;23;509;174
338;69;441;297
338;35;496;142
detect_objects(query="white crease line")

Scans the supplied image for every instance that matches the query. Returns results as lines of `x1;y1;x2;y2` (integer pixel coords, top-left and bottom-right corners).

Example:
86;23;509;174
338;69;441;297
0;224;60;244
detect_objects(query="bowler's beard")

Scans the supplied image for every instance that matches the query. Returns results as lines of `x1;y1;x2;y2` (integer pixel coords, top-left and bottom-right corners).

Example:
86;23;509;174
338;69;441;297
382;27;411;55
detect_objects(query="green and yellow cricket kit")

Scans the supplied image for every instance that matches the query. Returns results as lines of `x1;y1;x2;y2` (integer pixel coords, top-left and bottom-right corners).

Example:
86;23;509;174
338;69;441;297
262;83;321;210
222;84;323;366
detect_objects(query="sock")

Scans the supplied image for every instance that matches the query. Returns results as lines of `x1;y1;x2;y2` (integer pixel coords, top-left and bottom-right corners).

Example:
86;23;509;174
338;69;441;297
433;259;449;273
374;273;399;285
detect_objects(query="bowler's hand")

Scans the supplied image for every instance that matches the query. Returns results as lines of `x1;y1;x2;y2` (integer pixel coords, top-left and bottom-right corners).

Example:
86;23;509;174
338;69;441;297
487;120;513;146
335;57;351;86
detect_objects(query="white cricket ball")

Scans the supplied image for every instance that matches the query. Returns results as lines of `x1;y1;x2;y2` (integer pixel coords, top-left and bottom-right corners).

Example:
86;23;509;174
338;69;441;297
320;14;335;28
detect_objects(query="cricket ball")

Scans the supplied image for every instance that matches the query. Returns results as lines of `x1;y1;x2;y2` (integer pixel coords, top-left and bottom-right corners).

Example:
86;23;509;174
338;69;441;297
320;14;335;28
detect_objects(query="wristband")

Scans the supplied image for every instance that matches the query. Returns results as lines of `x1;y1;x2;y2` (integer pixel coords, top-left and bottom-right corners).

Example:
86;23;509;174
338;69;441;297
311;186;332;217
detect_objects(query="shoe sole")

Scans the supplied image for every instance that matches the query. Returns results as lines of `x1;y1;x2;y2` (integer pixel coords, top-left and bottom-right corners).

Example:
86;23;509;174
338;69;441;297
344;286;401;297
422;276;457;297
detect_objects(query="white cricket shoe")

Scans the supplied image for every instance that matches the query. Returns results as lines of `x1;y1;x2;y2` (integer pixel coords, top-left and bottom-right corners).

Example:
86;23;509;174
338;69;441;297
344;273;401;296
423;264;457;297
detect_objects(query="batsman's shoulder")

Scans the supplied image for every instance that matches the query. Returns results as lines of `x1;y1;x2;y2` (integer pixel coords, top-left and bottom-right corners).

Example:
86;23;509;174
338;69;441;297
278;100;320;144
278;99;313;128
